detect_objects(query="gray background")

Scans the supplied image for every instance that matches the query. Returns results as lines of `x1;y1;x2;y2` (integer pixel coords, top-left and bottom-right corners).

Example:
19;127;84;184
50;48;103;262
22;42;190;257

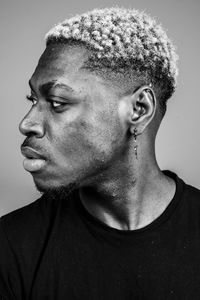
0;0;199;216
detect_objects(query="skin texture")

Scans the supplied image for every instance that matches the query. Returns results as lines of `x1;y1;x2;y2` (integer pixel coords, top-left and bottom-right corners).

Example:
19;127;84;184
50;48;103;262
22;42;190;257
19;44;175;230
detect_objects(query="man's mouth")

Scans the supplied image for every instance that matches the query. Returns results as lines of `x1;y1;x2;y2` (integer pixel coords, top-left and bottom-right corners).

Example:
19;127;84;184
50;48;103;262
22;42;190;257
21;146;47;172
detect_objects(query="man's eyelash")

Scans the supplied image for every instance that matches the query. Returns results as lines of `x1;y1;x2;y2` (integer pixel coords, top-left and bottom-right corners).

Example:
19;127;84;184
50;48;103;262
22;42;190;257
26;95;65;109
26;95;33;100
26;95;37;104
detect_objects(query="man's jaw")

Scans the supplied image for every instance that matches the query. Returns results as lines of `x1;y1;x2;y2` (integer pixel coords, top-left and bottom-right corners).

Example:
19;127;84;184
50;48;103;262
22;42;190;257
34;178;79;198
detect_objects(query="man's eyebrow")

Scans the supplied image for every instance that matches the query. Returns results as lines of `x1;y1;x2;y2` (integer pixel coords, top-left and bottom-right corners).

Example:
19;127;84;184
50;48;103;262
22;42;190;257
28;80;75;95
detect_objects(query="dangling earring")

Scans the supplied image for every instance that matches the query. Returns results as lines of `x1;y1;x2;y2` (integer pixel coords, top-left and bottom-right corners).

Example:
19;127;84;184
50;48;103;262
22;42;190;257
133;128;138;160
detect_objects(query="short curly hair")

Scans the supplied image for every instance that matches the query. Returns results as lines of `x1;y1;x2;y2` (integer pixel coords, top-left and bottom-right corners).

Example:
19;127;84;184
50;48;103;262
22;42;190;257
46;7;178;116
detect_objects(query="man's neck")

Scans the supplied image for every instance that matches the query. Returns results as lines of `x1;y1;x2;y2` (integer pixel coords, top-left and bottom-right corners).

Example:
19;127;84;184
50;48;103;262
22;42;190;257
79;162;176;231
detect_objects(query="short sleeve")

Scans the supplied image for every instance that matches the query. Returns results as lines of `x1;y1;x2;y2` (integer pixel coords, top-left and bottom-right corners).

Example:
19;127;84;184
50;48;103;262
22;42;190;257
0;218;20;300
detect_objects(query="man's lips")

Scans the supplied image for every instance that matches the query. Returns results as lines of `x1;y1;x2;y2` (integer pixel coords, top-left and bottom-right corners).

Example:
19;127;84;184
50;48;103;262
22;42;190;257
21;146;47;172
21;146;46;160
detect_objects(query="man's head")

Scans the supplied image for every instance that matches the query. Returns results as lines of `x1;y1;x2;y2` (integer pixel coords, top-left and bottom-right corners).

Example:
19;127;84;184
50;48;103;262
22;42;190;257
46;7;178;117
19;7;178;193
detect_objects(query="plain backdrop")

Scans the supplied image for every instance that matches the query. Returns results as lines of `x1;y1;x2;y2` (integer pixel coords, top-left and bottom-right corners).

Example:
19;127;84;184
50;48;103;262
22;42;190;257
0;0;200;216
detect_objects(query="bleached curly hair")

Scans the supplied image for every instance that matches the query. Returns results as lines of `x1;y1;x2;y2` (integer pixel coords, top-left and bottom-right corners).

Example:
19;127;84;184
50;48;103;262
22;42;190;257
46;7;178;116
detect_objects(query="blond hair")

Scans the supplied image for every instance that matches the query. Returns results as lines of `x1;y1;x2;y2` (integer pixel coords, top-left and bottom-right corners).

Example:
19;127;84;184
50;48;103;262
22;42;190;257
46;7;178;116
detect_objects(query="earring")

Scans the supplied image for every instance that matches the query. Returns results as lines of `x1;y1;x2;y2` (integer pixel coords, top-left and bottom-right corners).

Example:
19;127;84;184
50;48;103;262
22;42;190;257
133;128;138;160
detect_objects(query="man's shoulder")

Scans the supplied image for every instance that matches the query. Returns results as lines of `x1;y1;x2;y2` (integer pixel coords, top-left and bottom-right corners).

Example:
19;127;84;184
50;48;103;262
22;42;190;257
0;191;68;245
183;180;200;210
171;171;200;220
183;179;200;201
0;190;76;242
0;195;48;247
0;196;49;299
165;170;200;203
0;191;77;298
1;195;45;230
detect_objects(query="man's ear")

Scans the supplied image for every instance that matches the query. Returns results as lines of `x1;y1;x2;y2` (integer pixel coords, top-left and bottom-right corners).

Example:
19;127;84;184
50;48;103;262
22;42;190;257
129;85;156;134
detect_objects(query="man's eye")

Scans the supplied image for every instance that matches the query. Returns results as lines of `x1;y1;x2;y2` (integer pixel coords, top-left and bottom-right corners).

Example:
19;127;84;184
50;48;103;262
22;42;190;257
26;95;37;106
49;100;68;111
26;96;67;111
51;101;63;108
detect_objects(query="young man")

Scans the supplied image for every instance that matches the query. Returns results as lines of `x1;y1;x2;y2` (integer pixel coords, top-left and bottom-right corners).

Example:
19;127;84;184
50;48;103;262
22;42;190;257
1;7;200;299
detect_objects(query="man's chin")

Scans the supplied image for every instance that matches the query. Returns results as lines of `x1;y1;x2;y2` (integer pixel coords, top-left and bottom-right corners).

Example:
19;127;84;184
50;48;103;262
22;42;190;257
34;178;79;197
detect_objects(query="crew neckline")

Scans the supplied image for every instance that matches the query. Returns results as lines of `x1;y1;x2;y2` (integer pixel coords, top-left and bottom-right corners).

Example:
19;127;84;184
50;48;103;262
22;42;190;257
75;170;185;237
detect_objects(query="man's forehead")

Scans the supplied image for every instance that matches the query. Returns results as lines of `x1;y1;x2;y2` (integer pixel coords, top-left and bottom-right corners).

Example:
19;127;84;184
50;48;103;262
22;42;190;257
38;43;89;70
30;44;93;89
31;43;119;96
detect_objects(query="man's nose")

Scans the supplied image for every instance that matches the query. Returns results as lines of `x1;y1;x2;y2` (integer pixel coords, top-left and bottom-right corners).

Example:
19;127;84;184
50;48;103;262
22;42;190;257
19;109;45;138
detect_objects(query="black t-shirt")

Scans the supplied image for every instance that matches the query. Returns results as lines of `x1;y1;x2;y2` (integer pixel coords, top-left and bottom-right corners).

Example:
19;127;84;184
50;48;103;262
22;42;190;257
1;171;200;299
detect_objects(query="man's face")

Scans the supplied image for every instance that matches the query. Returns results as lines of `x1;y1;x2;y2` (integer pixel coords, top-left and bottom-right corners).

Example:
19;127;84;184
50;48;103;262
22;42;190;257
19;44;127;192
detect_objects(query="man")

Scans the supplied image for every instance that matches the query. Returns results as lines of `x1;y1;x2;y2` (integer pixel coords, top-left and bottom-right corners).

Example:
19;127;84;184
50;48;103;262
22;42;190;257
0;6;200;299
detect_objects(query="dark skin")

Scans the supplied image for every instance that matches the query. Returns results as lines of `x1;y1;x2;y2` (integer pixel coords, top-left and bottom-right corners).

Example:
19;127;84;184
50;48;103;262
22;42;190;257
19;43;175;230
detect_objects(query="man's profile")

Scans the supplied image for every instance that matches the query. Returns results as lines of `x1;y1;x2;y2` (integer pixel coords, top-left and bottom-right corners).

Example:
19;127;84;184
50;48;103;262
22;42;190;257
0;6;200;299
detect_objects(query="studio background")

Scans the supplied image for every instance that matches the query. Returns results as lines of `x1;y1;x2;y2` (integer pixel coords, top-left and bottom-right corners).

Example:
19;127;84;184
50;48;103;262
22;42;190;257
0;0;199;216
